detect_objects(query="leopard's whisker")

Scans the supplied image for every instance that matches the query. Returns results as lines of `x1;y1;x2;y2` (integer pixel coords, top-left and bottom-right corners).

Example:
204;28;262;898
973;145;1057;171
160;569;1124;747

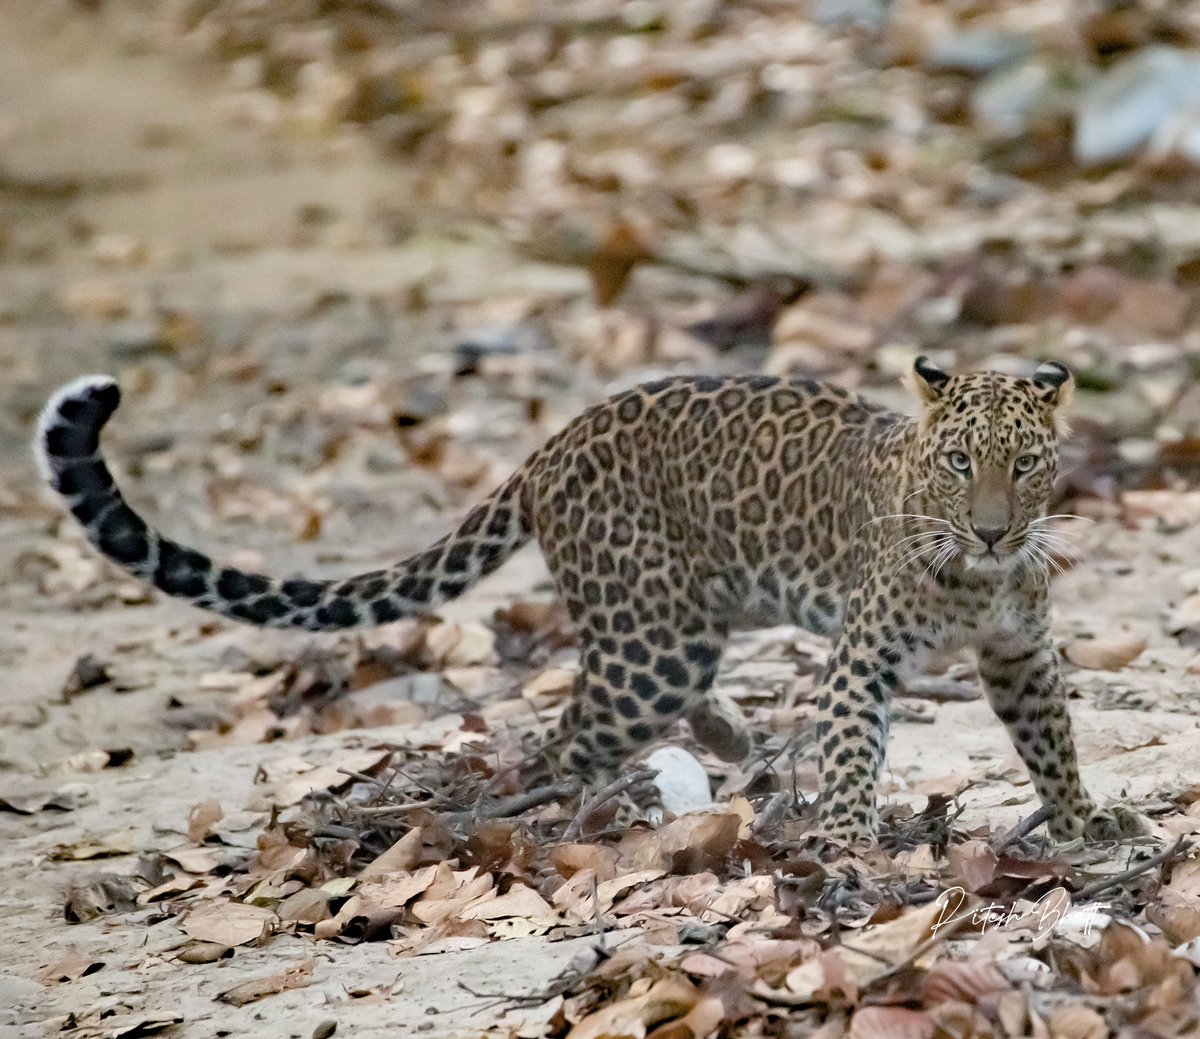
1031;514;1094;526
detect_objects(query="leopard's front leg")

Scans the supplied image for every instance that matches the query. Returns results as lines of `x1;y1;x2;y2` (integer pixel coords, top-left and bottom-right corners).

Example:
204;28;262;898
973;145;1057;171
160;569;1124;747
978;631;1146;841
814;589;928;843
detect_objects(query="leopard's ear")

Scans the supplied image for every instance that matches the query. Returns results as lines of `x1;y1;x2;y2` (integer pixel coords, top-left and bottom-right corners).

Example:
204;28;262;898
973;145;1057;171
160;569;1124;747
905;355;950;405
1032;360;1074;410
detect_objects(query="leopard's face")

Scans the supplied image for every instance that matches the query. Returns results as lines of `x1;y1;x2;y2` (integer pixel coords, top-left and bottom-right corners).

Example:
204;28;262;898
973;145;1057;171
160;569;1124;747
906;358;1073;575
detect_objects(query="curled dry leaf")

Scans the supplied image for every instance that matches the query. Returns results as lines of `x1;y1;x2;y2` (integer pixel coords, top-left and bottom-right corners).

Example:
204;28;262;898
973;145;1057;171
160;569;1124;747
948;840;998;893
176;941;233;964
785;901;947;1000
522;667;575;705
849;1006;933;1039
187;800;223;844
1047;1005;1107;1039
550;843;621;882
566;975;699;1039
624;812;740;871
423;621;497;668
1121;490;1200;529
181;901;277;947
1064;635;1146;671
218;958;316;1007
358;827;426;880
922;960;1012;1005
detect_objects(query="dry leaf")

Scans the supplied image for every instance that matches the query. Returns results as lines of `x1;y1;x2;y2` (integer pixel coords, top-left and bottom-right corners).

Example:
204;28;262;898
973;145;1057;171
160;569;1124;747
40;947;106;984
948;840;998;893
1064;635;1146;671
567;975;699;1039
1047;1005;1107;1039
181;901;277;946
626;813;740;871
358;827;425;880
786;901;947;999
187;800;223;844
849;1007;933;1039
586;220;650;308
424;621;496;668
218;959;316;1006
922;960;1012;1005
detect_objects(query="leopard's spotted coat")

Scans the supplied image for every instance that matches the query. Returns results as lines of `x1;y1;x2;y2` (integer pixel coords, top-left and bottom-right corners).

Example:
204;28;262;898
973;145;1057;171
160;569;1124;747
36;360;1144;843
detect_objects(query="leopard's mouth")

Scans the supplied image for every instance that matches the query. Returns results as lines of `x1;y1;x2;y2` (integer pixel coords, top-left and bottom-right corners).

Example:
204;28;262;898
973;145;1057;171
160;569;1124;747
962;537;1021;571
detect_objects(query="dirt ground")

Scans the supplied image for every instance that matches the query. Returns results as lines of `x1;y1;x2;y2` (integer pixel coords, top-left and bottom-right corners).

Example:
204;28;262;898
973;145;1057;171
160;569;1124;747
4;4;1200;1038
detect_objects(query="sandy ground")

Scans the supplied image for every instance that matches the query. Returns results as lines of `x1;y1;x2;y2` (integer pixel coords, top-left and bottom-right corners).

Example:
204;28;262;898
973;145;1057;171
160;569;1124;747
3;5;1200;1037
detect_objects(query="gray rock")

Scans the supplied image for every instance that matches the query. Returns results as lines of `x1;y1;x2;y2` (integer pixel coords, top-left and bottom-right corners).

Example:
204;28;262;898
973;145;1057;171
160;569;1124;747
926;30;1030;75
1076;46;1200;165
973;59;1055;136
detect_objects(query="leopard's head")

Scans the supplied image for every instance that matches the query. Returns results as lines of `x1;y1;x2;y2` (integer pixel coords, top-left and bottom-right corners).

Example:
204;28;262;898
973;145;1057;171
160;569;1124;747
904;356;1074;574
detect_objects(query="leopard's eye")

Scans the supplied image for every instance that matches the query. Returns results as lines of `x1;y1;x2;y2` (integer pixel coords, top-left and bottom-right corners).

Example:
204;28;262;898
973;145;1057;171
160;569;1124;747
1014;454;1038;475
947;450;972;475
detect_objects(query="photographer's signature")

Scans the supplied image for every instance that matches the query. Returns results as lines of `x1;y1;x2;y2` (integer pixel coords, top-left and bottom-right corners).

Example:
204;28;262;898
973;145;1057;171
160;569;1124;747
932;886;1108;942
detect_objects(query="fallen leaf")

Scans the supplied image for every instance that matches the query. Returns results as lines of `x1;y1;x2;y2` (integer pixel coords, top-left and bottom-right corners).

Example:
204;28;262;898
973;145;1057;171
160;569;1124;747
786;901;948;999
218;959;316;1006
358;827;426;880
1048;1005;1107;1039
567;975;699;1039
51;827;141;860
181;901;277;946
424;621;497;668
187;800;224;844
39;947;106;983
948;840;998;893
1064;635;1146;671
850;1007;933;1039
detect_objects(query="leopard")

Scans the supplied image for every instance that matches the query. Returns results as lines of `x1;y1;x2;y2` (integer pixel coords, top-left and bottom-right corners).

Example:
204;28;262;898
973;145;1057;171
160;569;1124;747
35;358;1146;844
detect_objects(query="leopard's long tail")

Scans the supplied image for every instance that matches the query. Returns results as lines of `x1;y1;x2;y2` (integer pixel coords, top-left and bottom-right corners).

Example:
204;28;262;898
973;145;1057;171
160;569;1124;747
35;376;532;630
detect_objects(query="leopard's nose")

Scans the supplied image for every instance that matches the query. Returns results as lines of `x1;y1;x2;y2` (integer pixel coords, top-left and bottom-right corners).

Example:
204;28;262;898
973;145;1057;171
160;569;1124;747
973;526;1005;548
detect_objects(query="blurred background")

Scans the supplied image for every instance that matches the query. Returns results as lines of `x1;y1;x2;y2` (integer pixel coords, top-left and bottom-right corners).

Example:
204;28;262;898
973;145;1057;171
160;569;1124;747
6;1;1200;531
4;0;1200;734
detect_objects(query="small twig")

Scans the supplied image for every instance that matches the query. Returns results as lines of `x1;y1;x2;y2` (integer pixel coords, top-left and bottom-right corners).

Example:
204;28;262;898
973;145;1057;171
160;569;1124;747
1072;835;1189;904
476;781;581;821
751;791;795;837
563;769;659;842
993;805;1055;854
743;733;799;793
337;767;392;788
900;675;982;703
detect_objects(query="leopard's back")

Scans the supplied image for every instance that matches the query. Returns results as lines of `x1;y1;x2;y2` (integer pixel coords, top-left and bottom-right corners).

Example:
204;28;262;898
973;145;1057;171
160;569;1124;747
526;374;910;637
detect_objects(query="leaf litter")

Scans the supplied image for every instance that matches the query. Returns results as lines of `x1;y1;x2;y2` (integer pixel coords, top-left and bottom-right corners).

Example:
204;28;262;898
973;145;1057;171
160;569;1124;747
7;0;1200;1035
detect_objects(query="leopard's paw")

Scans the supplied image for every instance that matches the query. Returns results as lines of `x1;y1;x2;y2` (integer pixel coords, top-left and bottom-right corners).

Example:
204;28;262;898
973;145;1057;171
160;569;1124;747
1083;804;1149;841
686;691;752;763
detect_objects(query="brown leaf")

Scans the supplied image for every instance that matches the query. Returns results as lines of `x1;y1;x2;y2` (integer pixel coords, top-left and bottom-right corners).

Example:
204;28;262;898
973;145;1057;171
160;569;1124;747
849;1007;933;1039
187;800;224;845
922;960;1011;1005
567;976;699;1039
586;221;650;307
176;941;234;964
218;959;316;1006
359;827;426;880
277;888;333;925
1064;635;1146;671
1047;1005;1107;1039
181;901;276;947
786;901;948;1000
624;813;741;872
39;947;106;983
948;840;998;893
